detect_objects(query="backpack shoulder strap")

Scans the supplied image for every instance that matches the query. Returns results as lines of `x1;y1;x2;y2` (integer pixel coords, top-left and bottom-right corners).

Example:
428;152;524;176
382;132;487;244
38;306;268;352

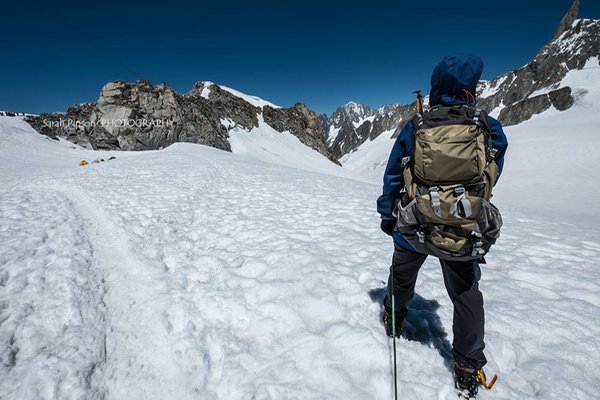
406;113;424;168
411;112;423;129
470;107;497;161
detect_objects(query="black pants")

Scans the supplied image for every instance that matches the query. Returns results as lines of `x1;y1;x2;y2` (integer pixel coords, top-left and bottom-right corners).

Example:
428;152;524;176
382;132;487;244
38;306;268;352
384;244;487;369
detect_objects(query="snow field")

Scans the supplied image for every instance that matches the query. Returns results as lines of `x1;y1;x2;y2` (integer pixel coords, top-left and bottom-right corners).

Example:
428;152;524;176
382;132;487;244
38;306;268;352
1;94;600;400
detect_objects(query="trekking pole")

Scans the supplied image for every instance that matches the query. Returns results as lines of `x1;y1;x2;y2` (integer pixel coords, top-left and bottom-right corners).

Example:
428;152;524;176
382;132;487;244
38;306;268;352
391;265;398;400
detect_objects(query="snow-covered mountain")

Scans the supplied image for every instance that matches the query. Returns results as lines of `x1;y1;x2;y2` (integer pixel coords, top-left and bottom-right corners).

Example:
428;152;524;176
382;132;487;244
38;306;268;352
340;7;599;172
320;101;414;159
0;111;35;117
320;102;373;146
476;11;600;124
329;102;375;128
326;1;599;160
19;3;598;168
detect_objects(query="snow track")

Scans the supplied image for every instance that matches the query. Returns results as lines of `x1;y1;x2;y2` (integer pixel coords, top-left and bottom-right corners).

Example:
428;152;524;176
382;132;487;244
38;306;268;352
0;188;107;399
51;185;188;399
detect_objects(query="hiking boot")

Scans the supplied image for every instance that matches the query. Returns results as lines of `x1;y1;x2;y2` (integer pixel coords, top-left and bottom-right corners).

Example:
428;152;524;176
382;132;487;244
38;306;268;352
453;361;480;399
454;361;498;399
382;310;404;338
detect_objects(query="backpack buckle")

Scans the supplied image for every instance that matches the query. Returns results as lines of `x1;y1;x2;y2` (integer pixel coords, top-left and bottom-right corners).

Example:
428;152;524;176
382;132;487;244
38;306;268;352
489;147;498;160
450;186;471;219
429;187;442;218
471;247;485;257
453;186;465;195
470;232;485;257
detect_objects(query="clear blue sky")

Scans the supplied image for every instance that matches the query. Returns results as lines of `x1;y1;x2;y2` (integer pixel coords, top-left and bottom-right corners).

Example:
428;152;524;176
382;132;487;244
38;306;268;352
1;0;599;115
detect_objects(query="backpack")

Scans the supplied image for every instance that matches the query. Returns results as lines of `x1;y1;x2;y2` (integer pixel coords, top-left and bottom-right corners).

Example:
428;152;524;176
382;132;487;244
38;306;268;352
394;105;502;261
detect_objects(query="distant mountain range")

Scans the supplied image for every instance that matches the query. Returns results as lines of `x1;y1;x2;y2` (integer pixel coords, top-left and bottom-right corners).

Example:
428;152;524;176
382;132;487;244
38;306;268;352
23;0;598;162
319;0;598;159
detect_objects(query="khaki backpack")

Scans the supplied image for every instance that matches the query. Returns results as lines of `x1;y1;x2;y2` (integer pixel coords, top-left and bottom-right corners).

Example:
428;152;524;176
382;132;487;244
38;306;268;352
394;105;502;261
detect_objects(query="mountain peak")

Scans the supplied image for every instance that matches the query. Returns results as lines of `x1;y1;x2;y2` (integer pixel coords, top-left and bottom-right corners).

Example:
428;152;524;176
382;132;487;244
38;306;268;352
552;0;580;41
332;101;374;121
343;101;370;111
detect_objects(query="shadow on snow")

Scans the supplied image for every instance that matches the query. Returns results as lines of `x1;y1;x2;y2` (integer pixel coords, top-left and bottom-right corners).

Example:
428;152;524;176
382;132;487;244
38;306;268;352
368;287;453;369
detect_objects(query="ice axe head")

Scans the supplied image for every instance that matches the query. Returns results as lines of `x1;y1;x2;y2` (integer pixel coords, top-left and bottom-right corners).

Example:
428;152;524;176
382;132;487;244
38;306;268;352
413;90;423;114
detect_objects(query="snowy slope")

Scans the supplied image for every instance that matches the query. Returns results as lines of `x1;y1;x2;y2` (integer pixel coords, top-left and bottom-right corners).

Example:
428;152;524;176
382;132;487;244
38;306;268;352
0;117;145;184
338;129;395;180
219;85;281;109
492;58;600;224
1;93;600;400
227;115;359;180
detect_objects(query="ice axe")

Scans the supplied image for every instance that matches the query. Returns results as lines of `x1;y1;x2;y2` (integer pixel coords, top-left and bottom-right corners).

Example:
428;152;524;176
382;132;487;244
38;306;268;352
413;90;423;115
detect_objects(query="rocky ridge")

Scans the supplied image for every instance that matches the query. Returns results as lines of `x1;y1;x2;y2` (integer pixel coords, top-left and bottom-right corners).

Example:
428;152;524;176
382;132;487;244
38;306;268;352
321;1;599;158
477;14;599;125
26;81;334;162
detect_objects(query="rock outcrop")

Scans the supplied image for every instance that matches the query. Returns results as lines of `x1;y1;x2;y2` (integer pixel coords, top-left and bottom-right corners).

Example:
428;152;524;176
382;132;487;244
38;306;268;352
497;87;575;126
476;3;599;126
552;0;580;41
26;81;333;160
263;103;333;161
27;103;96;148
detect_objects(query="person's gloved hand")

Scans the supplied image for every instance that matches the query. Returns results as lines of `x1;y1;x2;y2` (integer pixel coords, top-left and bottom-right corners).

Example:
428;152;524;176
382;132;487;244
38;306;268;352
380;219;396;236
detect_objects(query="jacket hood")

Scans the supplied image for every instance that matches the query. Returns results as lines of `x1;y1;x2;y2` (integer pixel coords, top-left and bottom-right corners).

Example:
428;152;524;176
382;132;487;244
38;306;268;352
429;54;483;107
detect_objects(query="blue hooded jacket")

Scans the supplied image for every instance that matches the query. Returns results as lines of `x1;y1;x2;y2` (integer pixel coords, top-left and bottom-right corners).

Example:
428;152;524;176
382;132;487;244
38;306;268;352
377;54;508;251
